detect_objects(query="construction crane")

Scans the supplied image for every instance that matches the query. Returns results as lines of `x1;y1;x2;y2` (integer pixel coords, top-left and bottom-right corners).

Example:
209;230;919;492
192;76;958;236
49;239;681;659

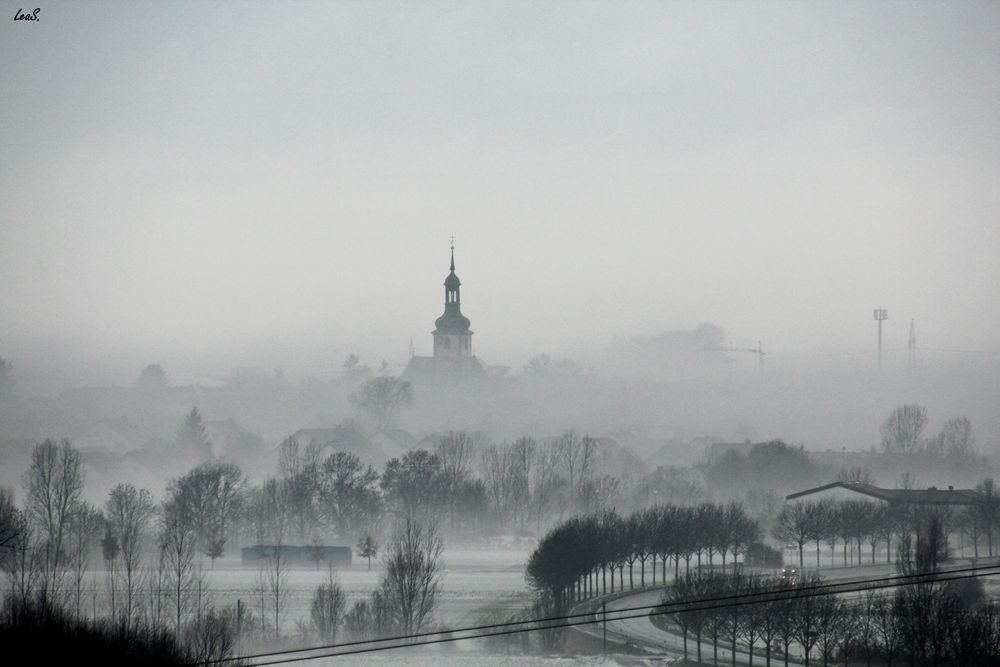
704;341;765;373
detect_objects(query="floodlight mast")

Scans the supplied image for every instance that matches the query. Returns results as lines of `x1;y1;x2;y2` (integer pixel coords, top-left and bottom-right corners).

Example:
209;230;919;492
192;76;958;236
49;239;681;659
873;308;889;369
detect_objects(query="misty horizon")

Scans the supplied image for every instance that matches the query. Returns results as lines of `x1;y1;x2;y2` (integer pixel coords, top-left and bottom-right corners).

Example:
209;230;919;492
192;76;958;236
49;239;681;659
3;1;999;394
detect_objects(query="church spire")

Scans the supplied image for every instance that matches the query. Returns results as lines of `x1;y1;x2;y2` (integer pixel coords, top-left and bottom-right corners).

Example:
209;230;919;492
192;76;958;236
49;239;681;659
434;238;472;359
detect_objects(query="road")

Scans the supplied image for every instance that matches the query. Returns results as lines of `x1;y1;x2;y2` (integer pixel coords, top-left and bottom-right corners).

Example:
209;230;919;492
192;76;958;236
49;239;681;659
570;585;804;665
571;559;1000;665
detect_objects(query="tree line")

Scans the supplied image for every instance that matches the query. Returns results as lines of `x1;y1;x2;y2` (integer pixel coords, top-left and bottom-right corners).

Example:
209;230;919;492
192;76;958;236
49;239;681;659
256;428;638;546
526;503;761;615
0;438;246;664
773;485;1000;570
1;436;453;659
662;515;1000;666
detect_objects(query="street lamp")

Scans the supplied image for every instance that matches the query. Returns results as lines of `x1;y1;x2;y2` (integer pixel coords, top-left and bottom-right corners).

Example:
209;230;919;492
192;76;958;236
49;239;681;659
873;309;888;369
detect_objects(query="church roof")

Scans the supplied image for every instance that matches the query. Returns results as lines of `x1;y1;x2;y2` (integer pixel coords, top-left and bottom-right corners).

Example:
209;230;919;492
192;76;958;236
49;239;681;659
401;354;487;382
434;310;472;334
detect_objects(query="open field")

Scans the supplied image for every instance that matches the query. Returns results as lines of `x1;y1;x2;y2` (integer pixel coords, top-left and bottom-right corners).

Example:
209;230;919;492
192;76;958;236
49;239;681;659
66;545;535;639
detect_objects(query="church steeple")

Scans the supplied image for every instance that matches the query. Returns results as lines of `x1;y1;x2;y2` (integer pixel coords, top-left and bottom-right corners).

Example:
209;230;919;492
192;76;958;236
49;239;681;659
444;240;461;306
433;238;473;359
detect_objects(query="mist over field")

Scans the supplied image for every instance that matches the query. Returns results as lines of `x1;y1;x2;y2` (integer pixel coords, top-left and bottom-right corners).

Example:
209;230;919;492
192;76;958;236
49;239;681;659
2;1;999;665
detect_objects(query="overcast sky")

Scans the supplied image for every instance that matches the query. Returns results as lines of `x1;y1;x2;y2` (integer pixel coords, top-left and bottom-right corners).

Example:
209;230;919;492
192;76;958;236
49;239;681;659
2;1;998;387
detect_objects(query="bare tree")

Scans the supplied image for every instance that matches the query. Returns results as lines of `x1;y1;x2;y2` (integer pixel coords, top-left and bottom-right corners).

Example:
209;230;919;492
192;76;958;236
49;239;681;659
342;588;392;641
278;438;323;542
22;438;84;604
104;483;154;629
0;486;23;556
379;517;444;635
101;523;120;619
934;416;976;461
310;570;347;642
792;574;824;667
880;404;928;454
812;593;844;666
530;440;567;529
1;488;34;604
320;452;381;541
772;502;814;569
66;502;102;618
755;577;786;667
975;478;999;556
481;441;531;529
349;376;414;432
169;462;246;566
161;493;198;633
184;605;239;665
435;431;476;523
836;466;874;485
871;592;901;667
253;477;289;641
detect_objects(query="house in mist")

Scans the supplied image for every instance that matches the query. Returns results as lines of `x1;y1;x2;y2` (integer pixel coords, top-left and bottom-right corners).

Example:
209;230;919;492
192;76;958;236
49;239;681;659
367;428;417;460
287;423;415;468
288;423;371;460
786;481;982;506
402;245;486;383
705;439;765;464
203;417;261;459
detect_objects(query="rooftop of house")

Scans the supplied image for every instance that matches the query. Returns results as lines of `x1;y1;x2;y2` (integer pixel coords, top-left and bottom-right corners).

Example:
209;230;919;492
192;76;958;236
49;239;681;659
786;481;982;505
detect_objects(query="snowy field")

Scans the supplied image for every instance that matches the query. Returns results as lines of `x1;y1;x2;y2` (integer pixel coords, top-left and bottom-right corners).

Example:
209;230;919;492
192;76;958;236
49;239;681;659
311;655;647;667
204;546;534;633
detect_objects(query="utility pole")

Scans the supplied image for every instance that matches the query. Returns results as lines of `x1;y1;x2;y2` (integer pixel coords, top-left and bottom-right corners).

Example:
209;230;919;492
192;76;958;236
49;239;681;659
236;599;242;656
602;601;607;654
873;309;888;369
908;319;917;371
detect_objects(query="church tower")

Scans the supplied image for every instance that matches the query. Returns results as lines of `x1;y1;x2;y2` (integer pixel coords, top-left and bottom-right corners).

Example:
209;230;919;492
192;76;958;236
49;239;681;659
432;242;473;359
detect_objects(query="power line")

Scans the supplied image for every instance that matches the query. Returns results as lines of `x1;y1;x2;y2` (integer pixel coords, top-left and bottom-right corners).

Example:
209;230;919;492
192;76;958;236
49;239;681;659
920;347;1000;356
244;565;1000;665
196;561;1000;666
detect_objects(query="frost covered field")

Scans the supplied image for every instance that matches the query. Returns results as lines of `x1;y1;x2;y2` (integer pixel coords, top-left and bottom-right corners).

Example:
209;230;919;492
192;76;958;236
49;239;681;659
202;546;534;636
318;656;630;666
